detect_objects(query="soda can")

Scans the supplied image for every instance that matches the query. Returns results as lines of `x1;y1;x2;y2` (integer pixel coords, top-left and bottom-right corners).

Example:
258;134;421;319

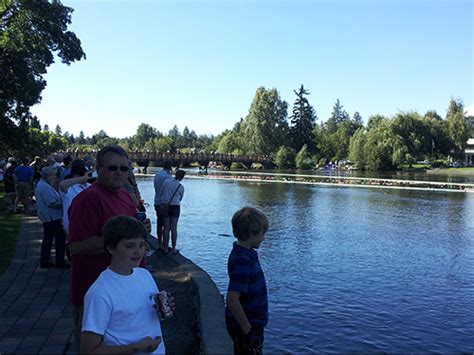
156;291;173;319
135;211;147;222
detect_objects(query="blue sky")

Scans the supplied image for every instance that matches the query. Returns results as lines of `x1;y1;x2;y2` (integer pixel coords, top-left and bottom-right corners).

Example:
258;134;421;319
31;0;473;138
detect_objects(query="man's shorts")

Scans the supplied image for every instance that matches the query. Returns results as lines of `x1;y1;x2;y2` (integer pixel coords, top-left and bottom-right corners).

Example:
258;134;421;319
16;182;32;199
169;205;180;218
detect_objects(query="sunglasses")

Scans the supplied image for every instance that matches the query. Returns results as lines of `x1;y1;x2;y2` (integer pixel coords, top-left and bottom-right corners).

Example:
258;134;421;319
100;165;129;172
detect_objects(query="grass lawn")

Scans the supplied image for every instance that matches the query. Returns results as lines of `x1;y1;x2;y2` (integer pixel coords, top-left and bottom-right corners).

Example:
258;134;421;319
0;183;22;275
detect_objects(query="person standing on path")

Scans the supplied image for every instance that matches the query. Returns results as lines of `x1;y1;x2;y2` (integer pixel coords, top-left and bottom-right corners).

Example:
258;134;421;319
68;145;151;351
153;160;173;249
3;158;17;212
35;166;68;269
159;169;186;254
13;158;34;213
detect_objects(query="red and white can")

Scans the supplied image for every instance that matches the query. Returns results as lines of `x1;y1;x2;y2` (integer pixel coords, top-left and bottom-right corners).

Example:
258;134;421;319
156;291;173;319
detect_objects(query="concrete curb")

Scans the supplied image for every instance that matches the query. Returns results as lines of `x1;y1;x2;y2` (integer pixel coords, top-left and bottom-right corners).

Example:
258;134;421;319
169;253;233;354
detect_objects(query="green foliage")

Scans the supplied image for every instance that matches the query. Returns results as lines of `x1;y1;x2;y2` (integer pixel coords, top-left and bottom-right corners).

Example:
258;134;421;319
20;127;68;157
0;0;85;153
144;136;171;152
325;98;350;133
348;128;367;169
391;111;432;161
446;98;468;158
217;130;242;154
242;87;289;155
289;85;316;153
364;120;395;171
274;145;295;169
295;144;312;169
132;123;159;150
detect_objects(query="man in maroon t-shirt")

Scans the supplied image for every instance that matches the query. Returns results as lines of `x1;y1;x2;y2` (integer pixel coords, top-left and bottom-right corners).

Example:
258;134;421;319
68;145;151;351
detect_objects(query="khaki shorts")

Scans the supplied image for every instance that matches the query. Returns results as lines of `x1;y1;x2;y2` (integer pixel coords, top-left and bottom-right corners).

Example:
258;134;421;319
16;181;32;199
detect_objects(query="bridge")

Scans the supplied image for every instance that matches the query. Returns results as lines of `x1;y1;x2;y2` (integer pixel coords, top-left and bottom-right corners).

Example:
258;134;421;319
65;150;275;172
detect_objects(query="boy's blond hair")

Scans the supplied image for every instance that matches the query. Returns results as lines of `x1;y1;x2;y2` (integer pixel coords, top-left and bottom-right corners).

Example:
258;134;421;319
231;207;268;241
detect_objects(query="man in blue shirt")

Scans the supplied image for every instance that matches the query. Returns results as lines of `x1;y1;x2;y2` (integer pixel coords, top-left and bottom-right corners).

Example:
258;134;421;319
13;158;34;213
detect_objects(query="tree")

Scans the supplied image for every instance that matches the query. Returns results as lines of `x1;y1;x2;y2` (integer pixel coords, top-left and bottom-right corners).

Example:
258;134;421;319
55;124;62;136
144;136;171;152
446;98;468;158
353;112;363;126
0;0;85;154
167;125;181;152
43;124;49;131
348;128;367;169
289;84;317;153
325;98;350;133
364;119;396;170
391;112;432;162
77;130;86;145
132;123;158;149
295;144;312;169
217;130;242;154
366;114;386;131
274;145;295;169
243;87;289;155
29;115;41;129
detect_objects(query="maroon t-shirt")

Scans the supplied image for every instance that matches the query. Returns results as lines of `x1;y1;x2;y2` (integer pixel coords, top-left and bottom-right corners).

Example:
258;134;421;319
68;183;137;305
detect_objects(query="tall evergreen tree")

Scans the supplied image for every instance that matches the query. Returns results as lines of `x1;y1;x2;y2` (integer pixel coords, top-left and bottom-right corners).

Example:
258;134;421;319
289;84;316;153
326;98;350;133
55;124;62;136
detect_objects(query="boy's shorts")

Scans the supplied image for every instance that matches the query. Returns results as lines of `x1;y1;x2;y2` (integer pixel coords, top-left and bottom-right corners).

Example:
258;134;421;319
225;315;264;354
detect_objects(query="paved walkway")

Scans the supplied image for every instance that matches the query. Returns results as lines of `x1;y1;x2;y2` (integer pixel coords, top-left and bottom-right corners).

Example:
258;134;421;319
0;216;74;354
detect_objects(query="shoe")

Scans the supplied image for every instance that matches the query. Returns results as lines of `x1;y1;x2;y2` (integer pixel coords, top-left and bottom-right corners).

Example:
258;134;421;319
40;262;55;268
171;249;179;255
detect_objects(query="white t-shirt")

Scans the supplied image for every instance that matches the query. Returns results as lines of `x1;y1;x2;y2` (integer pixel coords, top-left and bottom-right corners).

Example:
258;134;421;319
83;267;166;354
61;183;90;232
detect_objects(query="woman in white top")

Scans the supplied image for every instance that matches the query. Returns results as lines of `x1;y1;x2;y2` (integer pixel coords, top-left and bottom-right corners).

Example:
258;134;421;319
59;160;94;232
159;170;185;254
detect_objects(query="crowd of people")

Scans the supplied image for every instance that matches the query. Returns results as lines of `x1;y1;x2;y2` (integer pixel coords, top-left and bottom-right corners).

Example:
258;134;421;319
1;146;271;354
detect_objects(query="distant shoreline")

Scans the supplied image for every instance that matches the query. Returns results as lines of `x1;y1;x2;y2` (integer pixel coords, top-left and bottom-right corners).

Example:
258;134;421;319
136;171;474;193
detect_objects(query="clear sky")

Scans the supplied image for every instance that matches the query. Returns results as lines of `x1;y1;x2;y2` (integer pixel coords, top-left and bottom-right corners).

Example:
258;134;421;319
30;0;473;138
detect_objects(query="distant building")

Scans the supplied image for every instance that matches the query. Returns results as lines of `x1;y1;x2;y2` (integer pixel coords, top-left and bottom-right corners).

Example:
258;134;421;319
465;138;474;166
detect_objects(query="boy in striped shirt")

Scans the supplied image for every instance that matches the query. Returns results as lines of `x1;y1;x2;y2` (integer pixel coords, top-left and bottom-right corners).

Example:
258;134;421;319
225;207;269;354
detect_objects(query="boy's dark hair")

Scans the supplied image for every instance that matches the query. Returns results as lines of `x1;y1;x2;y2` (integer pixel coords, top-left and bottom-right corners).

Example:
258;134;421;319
163;160;172;170
70;159;87;177
231;207;268;241
175;169;186;180
63;156;72;165
97;145;129;166
103;215;147;256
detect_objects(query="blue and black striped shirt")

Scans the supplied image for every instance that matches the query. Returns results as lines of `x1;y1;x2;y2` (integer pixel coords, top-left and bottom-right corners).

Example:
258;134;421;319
226;243;268;326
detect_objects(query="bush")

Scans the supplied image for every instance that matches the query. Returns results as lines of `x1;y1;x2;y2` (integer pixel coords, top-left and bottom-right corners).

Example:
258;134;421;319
295;144;313;169
274;146;295;169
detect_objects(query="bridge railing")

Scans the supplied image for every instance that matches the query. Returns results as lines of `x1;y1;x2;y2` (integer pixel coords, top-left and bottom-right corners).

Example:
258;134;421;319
62;150;274;167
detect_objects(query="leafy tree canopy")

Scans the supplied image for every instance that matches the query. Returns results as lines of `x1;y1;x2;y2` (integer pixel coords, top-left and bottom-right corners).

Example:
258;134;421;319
1;0;85;155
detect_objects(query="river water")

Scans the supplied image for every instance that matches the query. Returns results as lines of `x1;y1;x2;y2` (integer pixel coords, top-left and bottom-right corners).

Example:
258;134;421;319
137;174;474;353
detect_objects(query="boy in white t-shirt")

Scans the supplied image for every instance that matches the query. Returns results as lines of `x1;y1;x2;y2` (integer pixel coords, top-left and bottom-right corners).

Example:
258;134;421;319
81;215;166;354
